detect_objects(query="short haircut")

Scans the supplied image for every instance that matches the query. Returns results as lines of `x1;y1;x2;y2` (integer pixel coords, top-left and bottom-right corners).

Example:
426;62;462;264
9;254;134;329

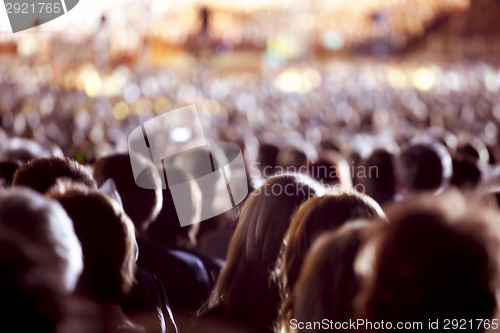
257;143;279;178
360;149;396;205
12;157;96;194
277;146;307;170
0;159;22;187
308;151;352;187
0;137;63;163
0;188;83;332
0;187;83;293
451;156;482;189
93;153;162;232
396;141;452;193
49;184;136;303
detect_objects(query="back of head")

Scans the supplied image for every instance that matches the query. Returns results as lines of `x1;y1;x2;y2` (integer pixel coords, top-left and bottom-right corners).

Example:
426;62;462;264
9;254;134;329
0;188;83;332
93;153;162;233
0;234;61;333
0;159;22;187
360;149;396;205
396;142;452;195
277;191;385;331
308;151;352;187
284;192;384;274
206;173;321;332
451;156;482;189
233;173;322;272
257;143;279;178
294;222;370;332
277;146;307;171
0;137;63;164
12;157;96;194
49;185;136;303
0;187;83;293
357;193;498;332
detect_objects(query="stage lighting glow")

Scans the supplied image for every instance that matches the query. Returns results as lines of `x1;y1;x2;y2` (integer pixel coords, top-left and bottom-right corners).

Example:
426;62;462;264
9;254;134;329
387;67;407;89
274;69;321;94
303;68;322;88
322;30;344;50
101;75;122;98
275;70;303;93
413;67;435;92
202;99;221;116
113;101;130;120
483;66;499;93
153;98;172;115
84;71;102;97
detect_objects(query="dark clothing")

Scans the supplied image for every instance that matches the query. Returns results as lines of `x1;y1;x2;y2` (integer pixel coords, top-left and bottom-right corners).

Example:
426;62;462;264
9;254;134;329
181;248;224;290
136;238;211;313
121;267;178;333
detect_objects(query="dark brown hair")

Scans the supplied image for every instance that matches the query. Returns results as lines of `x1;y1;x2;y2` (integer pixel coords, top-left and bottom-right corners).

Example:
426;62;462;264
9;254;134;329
12;157;96;194
275;191;384;332
356;193;498;333
49;184;136;303
0;188;83;332
202;173;321;332
93;153;162;234
293;222;371;332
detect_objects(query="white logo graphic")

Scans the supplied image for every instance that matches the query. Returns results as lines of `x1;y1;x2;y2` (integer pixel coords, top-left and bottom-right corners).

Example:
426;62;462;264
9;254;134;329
4;0;79;33
128;105;248;227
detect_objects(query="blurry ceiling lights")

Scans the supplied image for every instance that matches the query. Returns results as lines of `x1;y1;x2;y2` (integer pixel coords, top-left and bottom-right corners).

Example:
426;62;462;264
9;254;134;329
412;67;436;92
386;67;408;89
322;30;345;51
151;0;171;15
274;68;321;94
113;101;130;120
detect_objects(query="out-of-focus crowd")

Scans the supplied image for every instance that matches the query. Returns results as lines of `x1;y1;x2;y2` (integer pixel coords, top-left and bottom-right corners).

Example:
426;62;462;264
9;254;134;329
2;56;500;333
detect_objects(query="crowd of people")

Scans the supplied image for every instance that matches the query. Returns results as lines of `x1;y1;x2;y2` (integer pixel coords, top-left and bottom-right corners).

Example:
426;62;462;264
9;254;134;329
1;56;500;333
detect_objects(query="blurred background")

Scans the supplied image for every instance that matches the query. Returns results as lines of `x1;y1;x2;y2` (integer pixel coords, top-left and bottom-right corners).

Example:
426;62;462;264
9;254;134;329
1;0;500;164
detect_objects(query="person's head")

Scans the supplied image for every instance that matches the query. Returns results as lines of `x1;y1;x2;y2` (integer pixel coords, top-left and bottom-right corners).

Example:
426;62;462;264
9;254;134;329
356;193;498;332
257;143;279;178
277;146;307;171
293;222;371;332
12;156;96;194
0;188;83;332
93;153;162;234
204;173;322;332
360;149;396;205
308;151;352;187
396;141;452;196
275;191;385;332
48;183;136;303
450;156;482;189
0;159;22;187
455;134;489;165
0;137;63;164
